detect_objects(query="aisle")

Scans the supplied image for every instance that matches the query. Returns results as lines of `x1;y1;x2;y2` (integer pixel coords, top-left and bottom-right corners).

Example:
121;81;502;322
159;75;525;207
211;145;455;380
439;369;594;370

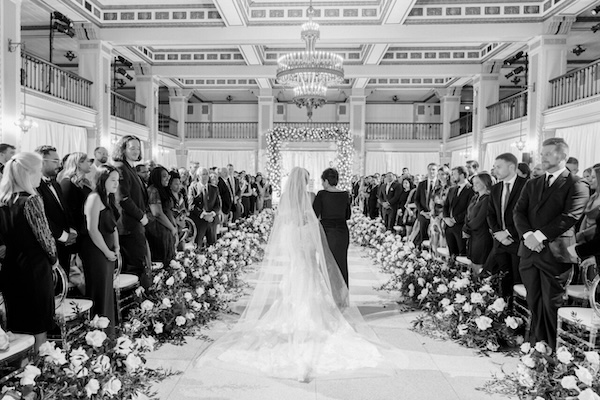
146;245;517;400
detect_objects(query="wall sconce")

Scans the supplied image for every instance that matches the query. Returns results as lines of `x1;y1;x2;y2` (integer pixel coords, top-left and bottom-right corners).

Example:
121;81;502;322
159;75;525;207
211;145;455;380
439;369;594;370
392;95;398;102
226;95;233;102
8;39;24;53
64;50;77;61
572;45;586;56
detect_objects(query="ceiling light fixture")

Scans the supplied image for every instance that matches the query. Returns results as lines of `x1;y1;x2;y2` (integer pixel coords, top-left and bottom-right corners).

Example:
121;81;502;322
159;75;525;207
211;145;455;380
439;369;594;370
275;1;344;121
572;45;586;56
592;23;600;33
504;51;524;65
591;5;600;15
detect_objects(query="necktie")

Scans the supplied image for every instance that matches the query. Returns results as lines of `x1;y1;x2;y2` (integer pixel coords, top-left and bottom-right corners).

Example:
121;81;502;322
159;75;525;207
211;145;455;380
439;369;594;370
426;181;432;204
543;174;553;194
501;182;511;230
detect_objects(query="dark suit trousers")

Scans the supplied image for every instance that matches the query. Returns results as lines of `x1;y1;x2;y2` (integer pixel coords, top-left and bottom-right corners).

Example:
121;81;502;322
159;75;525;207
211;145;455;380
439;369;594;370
445;223;466;256
383;206;398;230
491;245;522;299
414;214;430;246
120;223;151;289
57;243;72;276
519;249;571;350
190;211;218;248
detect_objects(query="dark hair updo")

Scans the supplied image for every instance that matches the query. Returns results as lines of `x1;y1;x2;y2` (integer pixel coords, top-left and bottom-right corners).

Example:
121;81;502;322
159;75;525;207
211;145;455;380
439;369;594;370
321;168;339;186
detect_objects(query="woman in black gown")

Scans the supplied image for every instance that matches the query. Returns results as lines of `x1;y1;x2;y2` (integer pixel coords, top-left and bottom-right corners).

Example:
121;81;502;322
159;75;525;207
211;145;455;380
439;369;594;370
80;165;120;336
313;168;352;287
146;166;177;266
462;173;494;276
57;152;93;235
0;152;57;351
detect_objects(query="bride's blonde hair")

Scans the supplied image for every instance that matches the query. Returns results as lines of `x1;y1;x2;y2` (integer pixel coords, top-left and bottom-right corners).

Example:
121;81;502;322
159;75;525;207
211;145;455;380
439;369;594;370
0;152;43;206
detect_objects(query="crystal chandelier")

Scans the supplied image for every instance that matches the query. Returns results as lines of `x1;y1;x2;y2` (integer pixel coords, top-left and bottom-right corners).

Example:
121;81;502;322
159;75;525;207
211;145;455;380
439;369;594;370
276;4;344;121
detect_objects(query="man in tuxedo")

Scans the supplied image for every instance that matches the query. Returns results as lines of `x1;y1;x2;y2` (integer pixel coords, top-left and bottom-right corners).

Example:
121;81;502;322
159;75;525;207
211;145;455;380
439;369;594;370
189;168;222;247
486;153;527;299
514;138;588;349
466;160;479;183
135;164;150;187
443;166;474;257
227;163;242;221
381;173;402;230
85;146;108;187
217;167;233;222
414;163;439;246
35;145;78;273
0;144;16;178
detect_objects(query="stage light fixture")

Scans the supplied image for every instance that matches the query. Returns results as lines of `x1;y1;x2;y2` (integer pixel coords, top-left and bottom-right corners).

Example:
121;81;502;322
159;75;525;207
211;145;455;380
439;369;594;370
64;50;77;61
591;5;600;15
117;67;133;81
116;56;133;68
52;11;75;37
505;71;514;79
504;51;524;65
592;23;600;33
572;45;586;56
513;66;525;75
392;95;398;102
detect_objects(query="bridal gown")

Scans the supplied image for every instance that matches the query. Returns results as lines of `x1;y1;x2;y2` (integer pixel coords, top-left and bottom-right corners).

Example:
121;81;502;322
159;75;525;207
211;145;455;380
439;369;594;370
195;167;407;381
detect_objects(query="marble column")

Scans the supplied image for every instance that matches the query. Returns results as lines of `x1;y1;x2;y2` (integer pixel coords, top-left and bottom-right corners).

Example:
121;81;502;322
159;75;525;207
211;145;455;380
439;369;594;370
135;65;159;162
436;87;461;164
257;89;274;174
169;92;188;168
349;89;366;175
472;62;501;163
0;0;23;147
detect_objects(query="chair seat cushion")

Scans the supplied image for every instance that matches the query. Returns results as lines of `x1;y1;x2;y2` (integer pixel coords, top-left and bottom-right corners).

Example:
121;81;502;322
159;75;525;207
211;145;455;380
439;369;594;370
566;285;587;299
513;284;527;298
558;307;595;327
55;299;93;322
115;274;140;290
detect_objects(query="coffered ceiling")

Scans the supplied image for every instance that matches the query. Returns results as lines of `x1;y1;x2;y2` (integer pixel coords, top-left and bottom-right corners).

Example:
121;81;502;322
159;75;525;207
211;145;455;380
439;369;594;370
19;0;600;104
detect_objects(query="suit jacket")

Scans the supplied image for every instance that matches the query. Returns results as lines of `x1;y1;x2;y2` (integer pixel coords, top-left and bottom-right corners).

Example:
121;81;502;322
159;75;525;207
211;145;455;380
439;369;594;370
382;182;402;209
190;184;221;215
514;170;589;263
414;180;433;213
37;178;73;240
576;213;600;260
227;176;241;200
376;183;386;207
114;161;149;235
487;176;527;249
443;184;474;225
217;177;233;214
59;178;92;234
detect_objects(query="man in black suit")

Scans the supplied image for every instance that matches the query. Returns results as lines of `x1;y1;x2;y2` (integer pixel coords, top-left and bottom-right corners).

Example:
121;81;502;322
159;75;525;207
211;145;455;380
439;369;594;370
189;168;222;247
35;145;78;273
217;167;233;221
381;173;402;230
0;143;16;178
466;160;479;184
227;163;242;221
514;138;588;350
486;153;527;298
414;163;439;246
443;166;474;257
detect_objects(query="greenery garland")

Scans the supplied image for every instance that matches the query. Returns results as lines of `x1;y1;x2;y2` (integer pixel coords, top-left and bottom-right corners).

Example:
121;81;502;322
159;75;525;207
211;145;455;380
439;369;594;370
266;125;354;194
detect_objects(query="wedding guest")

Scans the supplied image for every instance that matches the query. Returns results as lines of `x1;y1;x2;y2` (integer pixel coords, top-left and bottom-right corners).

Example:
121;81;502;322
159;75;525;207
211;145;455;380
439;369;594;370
403;183;418;238
0;144;16;177
576;164;600;245
313;168;351;287
517;163;531;179
35;145;77;273
135;164;150;188
58;152;93;237
463;173;494;276
397;177;414;232
85;146;109;188
414;163;439;246
112;135;150;288
262;178;273;209
146;166;177;266
189;168;221;247
531;163;544;178
429;169;451;251
367;177;379;219
227;164;242;221
443;166;474;257
582;167;593;184
381;173;402;231
249;175;258;215
217;167;233;221
240;174;252;218
80;165;119;336
255;174;265;212
0;152;57;351
466;160;479;182
514;138;588;350
566;157;579;176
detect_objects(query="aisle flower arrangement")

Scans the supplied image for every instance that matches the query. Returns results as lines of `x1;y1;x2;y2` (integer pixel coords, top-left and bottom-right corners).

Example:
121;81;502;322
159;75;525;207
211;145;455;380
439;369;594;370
1;316;173;400
347;211;388;248
482;342;600;399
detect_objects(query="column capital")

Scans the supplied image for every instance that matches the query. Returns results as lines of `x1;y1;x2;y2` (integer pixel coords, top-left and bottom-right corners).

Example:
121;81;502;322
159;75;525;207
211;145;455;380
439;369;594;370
527;34;568;54
542;15;576;35
78;40;112;56
434;87;462;99
351;88;366;97
259;88;275;97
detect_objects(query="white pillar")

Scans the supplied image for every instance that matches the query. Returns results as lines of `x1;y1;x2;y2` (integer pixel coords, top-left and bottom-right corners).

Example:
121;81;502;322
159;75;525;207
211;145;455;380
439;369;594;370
78;38;113;149
349;89;366;175
0;0;23;147
135;67;159;161
169;93;188;168
472;62;501;163
257;89;274;173
527;35;568;164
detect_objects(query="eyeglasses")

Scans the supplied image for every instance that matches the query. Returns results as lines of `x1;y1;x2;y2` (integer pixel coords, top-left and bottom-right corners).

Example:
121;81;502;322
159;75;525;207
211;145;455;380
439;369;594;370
44;158;61;163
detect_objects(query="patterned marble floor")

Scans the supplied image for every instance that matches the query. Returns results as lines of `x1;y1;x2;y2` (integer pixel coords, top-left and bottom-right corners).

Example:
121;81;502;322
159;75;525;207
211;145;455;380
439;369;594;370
146;245;518;400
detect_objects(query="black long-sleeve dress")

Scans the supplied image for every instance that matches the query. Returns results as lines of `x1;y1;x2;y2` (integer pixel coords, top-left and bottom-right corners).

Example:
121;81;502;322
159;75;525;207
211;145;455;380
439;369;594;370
462;193;493;264
0;193;57;334
313;190;352;287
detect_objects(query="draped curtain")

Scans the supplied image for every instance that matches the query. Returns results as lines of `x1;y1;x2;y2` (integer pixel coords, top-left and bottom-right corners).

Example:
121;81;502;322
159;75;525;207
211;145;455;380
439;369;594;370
450;151;467;169
280;150;337;193
20;118;87;156
365;152;439;176
555;121;600;173
482;140;525;172
187;150;257;174
156;147;178;170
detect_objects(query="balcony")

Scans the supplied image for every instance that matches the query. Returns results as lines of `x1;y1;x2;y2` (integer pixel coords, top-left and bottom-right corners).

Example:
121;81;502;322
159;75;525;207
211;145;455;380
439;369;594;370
185;122;258;139
450;115;473;138
550;59;600;108
21;52;92;108
159;113;178;137
273;122;350;130
365;123;442;140
486;91;527;127
111;91;146;126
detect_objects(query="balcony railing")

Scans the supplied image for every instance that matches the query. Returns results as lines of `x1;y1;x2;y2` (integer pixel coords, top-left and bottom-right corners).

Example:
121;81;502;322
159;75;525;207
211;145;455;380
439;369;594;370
111;91;146;126
486;91;527;127
21;51;92;108
550;60;600;108
365;123;442;140
159;113;178;137
450;115;473;138
273;122;350;130
185;122;258;139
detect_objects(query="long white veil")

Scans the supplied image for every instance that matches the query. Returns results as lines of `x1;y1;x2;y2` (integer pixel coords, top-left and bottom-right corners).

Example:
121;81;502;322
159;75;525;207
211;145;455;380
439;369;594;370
195;167;406;380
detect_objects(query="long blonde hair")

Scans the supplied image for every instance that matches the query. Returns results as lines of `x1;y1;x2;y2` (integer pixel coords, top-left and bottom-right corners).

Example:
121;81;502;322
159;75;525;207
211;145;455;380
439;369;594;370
0;152;43;206
57;152;88;187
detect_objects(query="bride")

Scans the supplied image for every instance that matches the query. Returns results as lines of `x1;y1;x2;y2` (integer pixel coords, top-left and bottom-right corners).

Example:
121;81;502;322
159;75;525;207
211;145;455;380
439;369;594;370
194;167;405;381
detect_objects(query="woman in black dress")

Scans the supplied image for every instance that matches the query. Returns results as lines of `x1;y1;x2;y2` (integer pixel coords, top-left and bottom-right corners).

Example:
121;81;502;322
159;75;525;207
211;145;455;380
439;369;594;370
146;166;177;266
57;152;93;235
462;173;494;276
313;168;351;287
0;152;57;351
80;165;120;336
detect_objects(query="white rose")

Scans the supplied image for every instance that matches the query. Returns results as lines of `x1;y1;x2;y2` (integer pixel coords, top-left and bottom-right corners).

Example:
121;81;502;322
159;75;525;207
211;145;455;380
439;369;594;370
135;286;145;297
486;342;499;352
556;347;574;365
479;284;494;293
134;336;157;352
85;378;100;397
165;276;175;286
90;315;110;329
85;330;107;348
202;275;211;283
440;298;451;307
162;298;172;308
90;354;111;373
516;365;534;388
196;287;205;296
123;353;143;373
584;351;600;366
436;284;448;294
520;342;531;353
141;300;154;312
69;346;89;368
184;292;193;301
103;377;122;396
489;298;507;313
17;365;41;386
454;294;467;304
175;316;187;326
191;301;203;311
179;271;187;280
521;355;536;368
505;316;519;330
535;342;550;355
221;274;228;283
470;293;484;304
208;288;216;297
462;303;473;313
153;322;164;334
575;366;594;386
185;312;195;320
38;342;67;365
578;388;600;400
114;336;133;355
475;316;493;331
561;375;579;391
417;277;425;287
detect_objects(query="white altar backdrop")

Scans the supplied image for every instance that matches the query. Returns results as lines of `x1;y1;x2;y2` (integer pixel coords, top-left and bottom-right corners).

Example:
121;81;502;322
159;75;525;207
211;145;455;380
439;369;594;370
482;140;525;172
20;118;87;156
156;147;178;169
187;150;256;174
555;121;600;173
365;152;439;176
281;151;337;192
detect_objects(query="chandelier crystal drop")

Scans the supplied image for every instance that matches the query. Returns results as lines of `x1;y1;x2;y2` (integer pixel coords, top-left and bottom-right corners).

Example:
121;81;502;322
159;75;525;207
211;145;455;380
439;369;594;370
276;5;344;121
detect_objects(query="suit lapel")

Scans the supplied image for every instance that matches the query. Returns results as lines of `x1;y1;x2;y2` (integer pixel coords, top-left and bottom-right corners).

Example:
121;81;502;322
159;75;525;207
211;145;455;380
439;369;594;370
506;177;524;207
536;170;569;210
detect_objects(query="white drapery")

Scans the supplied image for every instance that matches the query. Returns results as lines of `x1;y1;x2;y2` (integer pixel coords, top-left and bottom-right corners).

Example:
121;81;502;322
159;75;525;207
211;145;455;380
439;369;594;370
187;150;257;174
365;152;439;176
156;147;178;170
555;121;600;173
20;118;88;156
482;140;525;172
280;150;337;192
450;151;467;169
